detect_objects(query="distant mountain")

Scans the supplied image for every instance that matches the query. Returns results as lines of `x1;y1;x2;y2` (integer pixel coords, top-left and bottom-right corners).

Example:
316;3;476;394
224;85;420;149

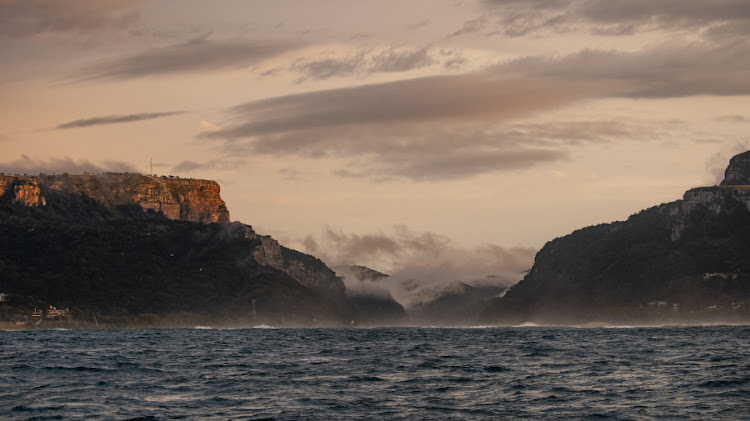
333;265;407;326
410;281;505;326
481;152;750;325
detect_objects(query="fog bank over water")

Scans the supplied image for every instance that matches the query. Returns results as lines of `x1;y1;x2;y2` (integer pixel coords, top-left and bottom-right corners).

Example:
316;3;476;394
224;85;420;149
290;226;536;309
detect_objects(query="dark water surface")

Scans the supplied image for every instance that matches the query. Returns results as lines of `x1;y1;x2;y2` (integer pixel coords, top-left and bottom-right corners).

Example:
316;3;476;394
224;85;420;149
1;326;749;420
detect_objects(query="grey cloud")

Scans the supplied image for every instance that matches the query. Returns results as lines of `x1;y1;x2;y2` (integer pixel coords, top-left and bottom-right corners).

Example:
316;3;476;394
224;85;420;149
0;0;142;38
405;19;432;31
207;41;720;180
0;155;136;175
291;55;366;81
716;115;749;123
499;40;750;98
476;0;750;37
173;161;203;172
83;37;305;80
205;73;603;180
172;159;246;173
369;47;436;73
211;74;597;139
56;111;185;129
291;46;442;81
298;226;537;308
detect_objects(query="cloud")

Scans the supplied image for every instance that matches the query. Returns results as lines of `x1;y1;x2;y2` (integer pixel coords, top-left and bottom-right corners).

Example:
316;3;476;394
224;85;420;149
476;0;750;37
0;155;135;175
205;69;700;180
171;158;246;173
0;0;142;38
294;226;537;308
705;142;750;184
82;37;305;79
208;73;603;139
289;46;444;81
55;111;185;129
203;34;739;181
715;115;749;123
499;40;750;98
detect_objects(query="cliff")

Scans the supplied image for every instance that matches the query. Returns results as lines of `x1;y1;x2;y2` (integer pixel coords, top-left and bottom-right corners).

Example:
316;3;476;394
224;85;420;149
236;223;346;297
0;173;229;223
482;152;750;324
0;176;46;207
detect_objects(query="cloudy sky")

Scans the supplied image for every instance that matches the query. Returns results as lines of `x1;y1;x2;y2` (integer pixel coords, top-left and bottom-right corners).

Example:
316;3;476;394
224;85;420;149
2;0;750;281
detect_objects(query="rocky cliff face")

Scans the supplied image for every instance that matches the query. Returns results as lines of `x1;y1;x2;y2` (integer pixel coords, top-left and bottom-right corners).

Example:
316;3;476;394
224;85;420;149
0;176;46;207
720;150;750;185
1;173;229;223
231;222;346;297
482;151;750;324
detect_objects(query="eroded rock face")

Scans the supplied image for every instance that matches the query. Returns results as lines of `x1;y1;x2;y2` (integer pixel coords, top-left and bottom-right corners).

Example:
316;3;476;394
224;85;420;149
8;173;230;223
235;222;345;297
0;176;46;207
721;150;750;185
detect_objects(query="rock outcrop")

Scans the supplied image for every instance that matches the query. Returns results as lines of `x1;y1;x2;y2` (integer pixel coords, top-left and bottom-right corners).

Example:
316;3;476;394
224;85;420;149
0;176;46;207
720;150;750;185
232;222;346;297
1;173;229;223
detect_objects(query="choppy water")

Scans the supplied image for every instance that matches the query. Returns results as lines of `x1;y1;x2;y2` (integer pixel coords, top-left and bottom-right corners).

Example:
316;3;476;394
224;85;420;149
1;326;749;420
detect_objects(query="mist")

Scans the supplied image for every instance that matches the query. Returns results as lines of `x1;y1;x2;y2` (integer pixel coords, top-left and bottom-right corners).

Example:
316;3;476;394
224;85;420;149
292;226;536;312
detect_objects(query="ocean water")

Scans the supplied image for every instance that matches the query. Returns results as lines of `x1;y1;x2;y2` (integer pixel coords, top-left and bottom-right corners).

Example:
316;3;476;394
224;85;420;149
1;326;749;420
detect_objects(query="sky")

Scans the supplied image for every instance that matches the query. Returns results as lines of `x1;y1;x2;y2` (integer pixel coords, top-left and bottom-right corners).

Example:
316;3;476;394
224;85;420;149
2;0;750;287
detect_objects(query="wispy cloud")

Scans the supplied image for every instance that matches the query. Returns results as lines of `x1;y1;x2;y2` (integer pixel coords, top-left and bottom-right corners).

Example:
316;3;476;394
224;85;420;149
81;37;305;80
201;72;619;180
0;0;143;38
289;46;453;81
0;155;135;175
498;40;750;98
55;111;185;129
470;0;750;37
210;74;602;139
172;159;247;173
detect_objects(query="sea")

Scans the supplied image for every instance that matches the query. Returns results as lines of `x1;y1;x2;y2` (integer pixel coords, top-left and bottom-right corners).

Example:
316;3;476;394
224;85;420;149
1;325;749;420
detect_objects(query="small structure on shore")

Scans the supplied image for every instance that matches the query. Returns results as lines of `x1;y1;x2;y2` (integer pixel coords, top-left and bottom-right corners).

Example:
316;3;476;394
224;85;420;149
0;293;6;302
31;306;70;320
46;306;70;320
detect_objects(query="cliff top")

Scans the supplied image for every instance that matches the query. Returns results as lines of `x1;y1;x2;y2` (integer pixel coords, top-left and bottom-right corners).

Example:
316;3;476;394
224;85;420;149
0;172;230;224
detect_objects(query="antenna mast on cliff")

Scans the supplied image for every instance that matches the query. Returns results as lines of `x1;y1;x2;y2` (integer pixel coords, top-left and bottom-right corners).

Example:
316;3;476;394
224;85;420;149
150;157;153;176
